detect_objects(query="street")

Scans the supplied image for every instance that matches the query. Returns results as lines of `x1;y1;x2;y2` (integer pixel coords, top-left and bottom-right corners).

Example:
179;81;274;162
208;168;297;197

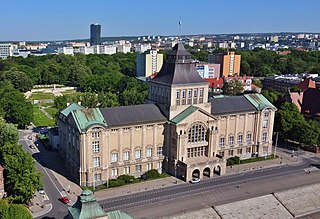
18;129;320;219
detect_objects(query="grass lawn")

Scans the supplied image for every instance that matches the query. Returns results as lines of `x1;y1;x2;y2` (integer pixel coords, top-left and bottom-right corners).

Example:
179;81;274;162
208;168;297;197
38;102;54;107
32;105;56;127
62;91;82;98
30;92;55;100
45;107;58;118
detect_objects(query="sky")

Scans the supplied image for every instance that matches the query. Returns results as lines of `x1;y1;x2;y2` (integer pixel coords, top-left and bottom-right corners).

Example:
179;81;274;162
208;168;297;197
1;0;320;41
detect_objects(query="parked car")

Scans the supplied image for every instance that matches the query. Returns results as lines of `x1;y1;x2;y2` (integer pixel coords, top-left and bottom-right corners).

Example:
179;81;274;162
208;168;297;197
190;178;201;184
58;197;70;204
39;188;45;194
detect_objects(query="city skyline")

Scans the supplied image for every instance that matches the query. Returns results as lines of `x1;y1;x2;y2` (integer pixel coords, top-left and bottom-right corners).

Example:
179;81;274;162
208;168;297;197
1;0;320;41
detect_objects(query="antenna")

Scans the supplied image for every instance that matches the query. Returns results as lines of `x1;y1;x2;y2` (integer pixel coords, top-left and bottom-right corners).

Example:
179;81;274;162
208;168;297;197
178;17;182;41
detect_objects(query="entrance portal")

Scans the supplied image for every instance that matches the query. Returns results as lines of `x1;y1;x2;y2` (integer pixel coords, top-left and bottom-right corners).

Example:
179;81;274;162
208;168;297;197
203;167;211;177
192;169;200;178
214;165;221;175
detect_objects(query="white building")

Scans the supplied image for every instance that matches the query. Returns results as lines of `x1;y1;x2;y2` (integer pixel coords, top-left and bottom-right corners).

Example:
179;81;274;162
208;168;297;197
117;43;131;53
0;43;14;59
134;44;151;53
58;47;74;55
196;63;220;78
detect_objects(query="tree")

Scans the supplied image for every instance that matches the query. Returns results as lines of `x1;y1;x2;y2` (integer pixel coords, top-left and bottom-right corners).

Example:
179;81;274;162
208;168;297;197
0;143;43;204
0;122;19;146
68;64;92;86
0;69;34;92
0;199;32;219
0;82;33;127
222;80;243;96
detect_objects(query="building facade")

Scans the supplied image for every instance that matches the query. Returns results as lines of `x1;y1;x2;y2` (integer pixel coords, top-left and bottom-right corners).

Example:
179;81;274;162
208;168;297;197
208;52;241;77
0;43;14;59
58;43;276;186
90;23;101;46
196;62;220;78
136;50;164;78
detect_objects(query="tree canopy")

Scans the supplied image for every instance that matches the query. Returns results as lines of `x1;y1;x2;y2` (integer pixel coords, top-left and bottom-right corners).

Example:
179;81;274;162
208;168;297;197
222;80;244;96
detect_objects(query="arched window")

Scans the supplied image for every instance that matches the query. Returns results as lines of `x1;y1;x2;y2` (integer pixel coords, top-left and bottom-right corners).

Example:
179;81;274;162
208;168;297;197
188;123;206;143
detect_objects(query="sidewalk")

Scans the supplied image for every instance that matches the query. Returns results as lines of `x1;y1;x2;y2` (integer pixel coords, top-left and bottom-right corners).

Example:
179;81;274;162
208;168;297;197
226;150;302;175
94;176;184;201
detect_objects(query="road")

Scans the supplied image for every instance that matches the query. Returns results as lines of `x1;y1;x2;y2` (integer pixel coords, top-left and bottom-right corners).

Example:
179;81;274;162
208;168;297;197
98;155;320;218
19;129;320;219
19;130;70;219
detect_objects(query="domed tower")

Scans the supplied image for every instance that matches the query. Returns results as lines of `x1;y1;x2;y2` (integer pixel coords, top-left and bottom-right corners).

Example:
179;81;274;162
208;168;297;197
148;43;211;120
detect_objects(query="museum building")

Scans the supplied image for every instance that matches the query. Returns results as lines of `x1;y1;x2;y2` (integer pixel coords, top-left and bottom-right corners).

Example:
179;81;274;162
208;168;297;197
58;43;276;186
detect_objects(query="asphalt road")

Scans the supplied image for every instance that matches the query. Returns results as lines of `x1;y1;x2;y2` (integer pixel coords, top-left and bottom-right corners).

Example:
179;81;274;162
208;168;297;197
18;129;320;219
19;130;69;219
99;155;320;218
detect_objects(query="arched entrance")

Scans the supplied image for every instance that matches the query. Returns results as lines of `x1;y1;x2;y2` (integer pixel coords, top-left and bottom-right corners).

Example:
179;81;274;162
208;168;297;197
192;169;200;178
203;167;211;177
214;165;221;175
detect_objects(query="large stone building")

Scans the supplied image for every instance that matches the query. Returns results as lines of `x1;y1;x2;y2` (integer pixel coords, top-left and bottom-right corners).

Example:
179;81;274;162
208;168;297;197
58;43;276;186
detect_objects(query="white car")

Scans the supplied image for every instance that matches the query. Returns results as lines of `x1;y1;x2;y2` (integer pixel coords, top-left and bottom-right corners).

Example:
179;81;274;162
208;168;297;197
39;188;45;194
190;178;200;184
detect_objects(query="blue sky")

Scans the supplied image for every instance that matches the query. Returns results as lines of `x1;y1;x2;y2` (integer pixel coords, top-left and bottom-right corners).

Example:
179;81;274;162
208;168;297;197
1;0;319;41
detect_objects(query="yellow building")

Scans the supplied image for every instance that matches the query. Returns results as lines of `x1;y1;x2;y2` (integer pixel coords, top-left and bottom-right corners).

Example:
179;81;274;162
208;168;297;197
136;50;163;79
58;43;276;186
208;52;241;77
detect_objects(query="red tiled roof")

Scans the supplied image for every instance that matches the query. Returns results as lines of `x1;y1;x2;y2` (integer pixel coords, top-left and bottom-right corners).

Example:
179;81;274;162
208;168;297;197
297;78;316;91
205;78;224;88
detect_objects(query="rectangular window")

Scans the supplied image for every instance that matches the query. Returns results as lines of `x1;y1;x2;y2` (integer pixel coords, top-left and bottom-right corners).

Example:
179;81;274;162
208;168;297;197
247;133;252;143
92;141;100;153
263;120;268;129
188;89;192;98
157;147;163;156
264;111;269;117
194;89;198;97
93;157;100;167
246;147;251;153
176;90;181;99
199;88;204;97
111;152;118;163
219;137;225;147
229;136;234;146
218;151;225;157
262;132;267;142
94;173;101;181
123;151;130;161
124;166;130;174
182;89;186;98
135;165;142;172
111;168;118;177
135;149;142;159
228;150;234;156
237;148;242;155
238;135;243;145
92;132;100;138
146;148;153;158
147;163;153;170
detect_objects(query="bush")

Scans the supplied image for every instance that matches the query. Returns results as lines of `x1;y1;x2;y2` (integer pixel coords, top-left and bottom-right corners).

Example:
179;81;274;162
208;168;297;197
144;169;161;179
117;174;137;184
227;156;240;166
108;179;125;188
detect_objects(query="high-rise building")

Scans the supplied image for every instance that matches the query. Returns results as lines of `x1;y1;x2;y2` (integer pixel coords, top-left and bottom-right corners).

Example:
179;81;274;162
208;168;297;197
136;50;163;79
90;23;101;46
208;52;241;77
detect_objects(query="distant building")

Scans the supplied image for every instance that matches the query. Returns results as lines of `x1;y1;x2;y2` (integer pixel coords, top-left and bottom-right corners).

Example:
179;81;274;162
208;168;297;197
90;24;101;46
208;52;241;77
196;63;220;78
263;75;303;92
134;44;151;53
58;47;74;55
0;43;14;59
136;50;163;78
117;43;131;53
225;76;253;92
205;78;224;93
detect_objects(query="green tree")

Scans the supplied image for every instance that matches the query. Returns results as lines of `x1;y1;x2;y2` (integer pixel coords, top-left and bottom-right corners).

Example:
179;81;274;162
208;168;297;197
0;122;19;146
0;143;43;204
68;64;92;86
222;80;244;96
0;199;32;219
0;69;34;92
97;91;119;108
